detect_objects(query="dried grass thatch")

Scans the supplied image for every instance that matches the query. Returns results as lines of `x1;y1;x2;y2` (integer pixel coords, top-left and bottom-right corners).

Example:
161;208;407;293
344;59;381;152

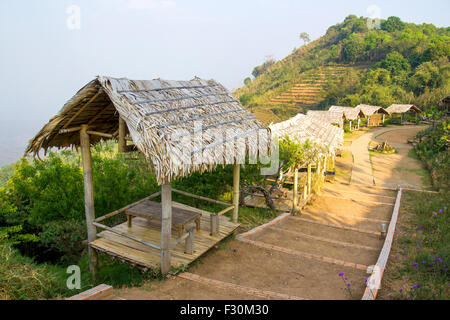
356;104;389;117
386;104;421;114
25;76;271;184
306;110;344;127
328;106;364;121
269;114;344;154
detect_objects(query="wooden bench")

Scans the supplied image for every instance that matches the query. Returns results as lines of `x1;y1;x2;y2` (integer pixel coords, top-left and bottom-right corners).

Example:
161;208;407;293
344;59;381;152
125;201;201;238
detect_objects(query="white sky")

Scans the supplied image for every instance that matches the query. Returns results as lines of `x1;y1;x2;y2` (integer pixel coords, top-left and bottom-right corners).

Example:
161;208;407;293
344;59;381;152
0;0;448;165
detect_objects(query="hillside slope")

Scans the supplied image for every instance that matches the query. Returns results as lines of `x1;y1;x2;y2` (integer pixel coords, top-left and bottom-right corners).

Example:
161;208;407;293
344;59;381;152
235;15;450;124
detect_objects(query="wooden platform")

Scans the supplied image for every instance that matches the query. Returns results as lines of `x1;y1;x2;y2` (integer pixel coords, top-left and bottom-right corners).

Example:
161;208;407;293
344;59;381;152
89;202;240;269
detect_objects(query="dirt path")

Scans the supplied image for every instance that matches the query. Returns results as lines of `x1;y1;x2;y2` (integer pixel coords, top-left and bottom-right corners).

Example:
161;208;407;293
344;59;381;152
350;126;425;186
112;125;427;300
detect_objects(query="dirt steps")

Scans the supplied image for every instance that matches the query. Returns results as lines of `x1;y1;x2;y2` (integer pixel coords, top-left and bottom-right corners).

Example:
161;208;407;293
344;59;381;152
280;215;384;248
254;228;379;267
187;241;368;300
306;195;393;221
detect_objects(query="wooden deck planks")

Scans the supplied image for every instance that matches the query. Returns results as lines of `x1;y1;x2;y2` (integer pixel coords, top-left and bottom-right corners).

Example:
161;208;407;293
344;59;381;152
90;202;240;269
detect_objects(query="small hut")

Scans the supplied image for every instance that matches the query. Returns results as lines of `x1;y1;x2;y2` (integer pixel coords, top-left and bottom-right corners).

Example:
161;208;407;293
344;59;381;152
25;76;272;276
306;110;344;128
356;104;389;127
440;95;450;113
329;106;364;131
258;114;343;211
386;104;421;124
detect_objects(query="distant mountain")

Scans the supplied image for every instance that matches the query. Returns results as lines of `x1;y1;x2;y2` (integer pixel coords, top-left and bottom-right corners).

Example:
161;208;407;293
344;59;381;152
235;15;450;124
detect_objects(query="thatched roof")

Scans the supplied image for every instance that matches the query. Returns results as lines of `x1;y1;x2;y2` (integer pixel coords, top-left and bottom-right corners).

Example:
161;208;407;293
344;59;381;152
25;76;271;184
269;114;344;153
328;106;364;121
356;104;389;117
306;110;344;127
386;104;421;114
440;95;450;106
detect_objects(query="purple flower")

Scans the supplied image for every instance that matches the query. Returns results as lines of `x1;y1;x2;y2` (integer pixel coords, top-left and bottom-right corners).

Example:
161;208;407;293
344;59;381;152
434;258;443;262
413;284;420;289
430;262;435;265
419;241;422;244
416;246;421;249
365;278;368;283
399;289;403;292
347;283;351;287
345;277;348;281
388;294;392;298
422;261;427;264
439;209;443;213
412;263;419;267
339;272;344;277
395;256;399;259
417;225;424;230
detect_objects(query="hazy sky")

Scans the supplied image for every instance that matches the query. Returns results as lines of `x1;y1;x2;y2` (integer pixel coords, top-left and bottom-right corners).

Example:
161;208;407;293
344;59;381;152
0;0;449;165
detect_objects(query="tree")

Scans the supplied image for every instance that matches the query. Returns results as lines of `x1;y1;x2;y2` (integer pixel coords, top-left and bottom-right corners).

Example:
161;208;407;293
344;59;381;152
381;16;405;33
299;32;311;44
243;77;252;86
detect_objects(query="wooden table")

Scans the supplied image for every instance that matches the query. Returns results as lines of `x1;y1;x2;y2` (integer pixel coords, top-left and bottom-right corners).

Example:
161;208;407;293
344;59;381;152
125;201;201;237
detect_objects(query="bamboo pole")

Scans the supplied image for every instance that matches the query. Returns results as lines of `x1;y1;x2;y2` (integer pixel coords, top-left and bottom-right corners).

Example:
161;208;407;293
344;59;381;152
232;164;240;223
161;183;172;275
80;125;98;280
349;121;352;131
118;117;126;153
292;167;298;214
307;164;312;196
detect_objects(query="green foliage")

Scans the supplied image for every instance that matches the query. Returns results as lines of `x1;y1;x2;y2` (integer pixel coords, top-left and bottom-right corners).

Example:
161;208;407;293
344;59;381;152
0;163;15;187
381;16;406;33
243;77;252;86
414;122;449;191
387;191;449;300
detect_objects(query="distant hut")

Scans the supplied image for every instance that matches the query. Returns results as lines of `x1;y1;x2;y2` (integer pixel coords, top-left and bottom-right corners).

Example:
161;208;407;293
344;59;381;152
329;106;364;131
356;104;390;127
386;104;422;124
306;110;344;128
25;76;271;276
439;96;450;113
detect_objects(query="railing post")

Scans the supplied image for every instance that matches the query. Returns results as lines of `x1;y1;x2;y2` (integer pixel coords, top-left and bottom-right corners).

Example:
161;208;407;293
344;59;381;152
232;164;240;223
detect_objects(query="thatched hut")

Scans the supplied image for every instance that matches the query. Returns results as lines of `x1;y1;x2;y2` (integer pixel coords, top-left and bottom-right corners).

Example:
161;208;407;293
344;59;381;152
268;114;343;211
306;110;344;128
440;95;450;113
328;106;364;130
26;76;271;275
356;104;389;127
386;104;422;124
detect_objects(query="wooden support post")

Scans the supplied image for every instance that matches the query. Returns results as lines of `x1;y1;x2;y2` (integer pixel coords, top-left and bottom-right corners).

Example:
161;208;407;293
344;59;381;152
349;121;352;131
210;214;219;236
185;225;195;254
80;125;98;280
232;164;240;223
161;183;172;275
303;184;308;200
324;156;328;173
118;117;126;153
382;114;385;124
401;114;403;125
307;163;312;196
367;116;370;127
292;167;298;214
357;118;360;130
332;154;335;171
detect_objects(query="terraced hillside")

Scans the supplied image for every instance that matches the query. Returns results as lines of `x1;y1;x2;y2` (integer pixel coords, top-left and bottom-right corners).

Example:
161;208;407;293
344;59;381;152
269;65;349;107
234;15;450;125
